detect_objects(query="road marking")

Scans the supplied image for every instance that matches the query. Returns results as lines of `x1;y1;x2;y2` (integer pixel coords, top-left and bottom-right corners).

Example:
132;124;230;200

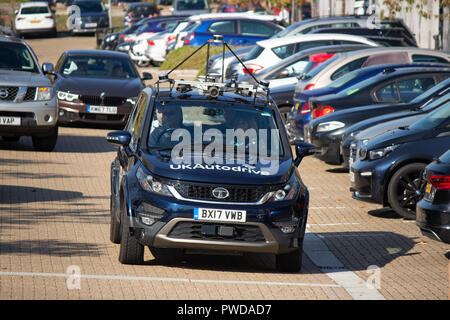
303;229;385;300
0;271;340;288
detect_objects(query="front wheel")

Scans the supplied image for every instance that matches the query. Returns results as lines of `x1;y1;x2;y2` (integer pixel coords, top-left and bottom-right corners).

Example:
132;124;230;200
275;238;304;273
387;162;426;220
118;202;144;265
32;126;58;152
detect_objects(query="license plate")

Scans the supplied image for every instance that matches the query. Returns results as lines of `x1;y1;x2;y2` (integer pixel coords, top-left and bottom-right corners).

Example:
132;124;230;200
85;23;97;28
87;105;117;114
0;116;21;126
194;208;246;223
425;183;432;194
30;20;41;24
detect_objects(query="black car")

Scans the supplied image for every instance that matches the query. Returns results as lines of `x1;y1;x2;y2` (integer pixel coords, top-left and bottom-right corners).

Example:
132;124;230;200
341;78;450;168
305;66;450;164
68;0;109;34
416;149;450;244
106;39;315;272
53;50;152;126
124;2;159;26
350;102;450;220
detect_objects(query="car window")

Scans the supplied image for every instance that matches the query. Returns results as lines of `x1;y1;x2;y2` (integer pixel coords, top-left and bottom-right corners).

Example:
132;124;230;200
0;42;39;73
61;56;138;78
176;0;207;10
412;54;449;64
397;77;436;102
272;44;295;59
438;149;450;164
296;40;333;53
273;57;309;79
246;45;264;60
375;82;399;102
330;57;368;80
240;21;277;37
409;103;450;131
128;94;149;152
207;20;236;34
21;6;50;14
304;54;339;78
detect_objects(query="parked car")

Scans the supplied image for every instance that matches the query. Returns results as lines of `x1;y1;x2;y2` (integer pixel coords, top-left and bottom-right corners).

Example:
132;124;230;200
0;36;58;151
350;102;450;220
14;1;57;37
53;50;152;126
171;0;210;16
123;2;159;26
67;0;109;35
209;15;417;75
294;47;450;94
226;34;379;78
237;44;371;88
305;66;450;164
416;149;450;244
341;79;450;168
181;17;283;47
128;18;187;67
102;17;154;50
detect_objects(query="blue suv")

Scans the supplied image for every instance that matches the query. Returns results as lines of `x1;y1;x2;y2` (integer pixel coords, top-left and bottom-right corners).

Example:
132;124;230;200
182;17;283;46
106;75;314;272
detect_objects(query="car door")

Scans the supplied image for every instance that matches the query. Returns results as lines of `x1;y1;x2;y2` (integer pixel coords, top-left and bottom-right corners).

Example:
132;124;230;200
202;20;238;45
237;20;279;46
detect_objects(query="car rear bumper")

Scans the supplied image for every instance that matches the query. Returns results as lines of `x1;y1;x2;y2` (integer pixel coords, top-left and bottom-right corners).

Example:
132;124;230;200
416;199;450;244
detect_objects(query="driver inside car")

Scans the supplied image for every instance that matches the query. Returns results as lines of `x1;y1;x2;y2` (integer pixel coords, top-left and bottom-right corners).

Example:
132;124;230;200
148;104;183;146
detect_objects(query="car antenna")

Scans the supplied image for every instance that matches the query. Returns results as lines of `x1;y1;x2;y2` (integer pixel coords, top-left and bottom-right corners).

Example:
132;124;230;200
156;35;270;104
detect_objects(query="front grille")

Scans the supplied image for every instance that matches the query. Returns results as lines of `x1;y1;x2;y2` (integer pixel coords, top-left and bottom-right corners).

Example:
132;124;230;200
172;181;280;203
80;95;126;106
24;87;36;101
168;221;266;243
0;87;19;101
0;111;34;118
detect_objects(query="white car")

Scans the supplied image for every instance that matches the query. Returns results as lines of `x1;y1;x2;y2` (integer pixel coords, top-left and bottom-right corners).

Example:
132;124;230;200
14;2;56;37
226;34;379;78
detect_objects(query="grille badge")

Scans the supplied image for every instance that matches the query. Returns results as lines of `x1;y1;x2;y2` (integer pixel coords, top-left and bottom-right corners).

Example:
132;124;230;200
212;187;229;199
0;88;8;99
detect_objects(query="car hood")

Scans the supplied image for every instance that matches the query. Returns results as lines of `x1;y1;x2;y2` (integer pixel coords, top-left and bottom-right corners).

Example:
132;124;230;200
0;71;50;87
141;151;294;185
363;126;425;151
56;76;143;97
357;114;425;141
80;12;107;19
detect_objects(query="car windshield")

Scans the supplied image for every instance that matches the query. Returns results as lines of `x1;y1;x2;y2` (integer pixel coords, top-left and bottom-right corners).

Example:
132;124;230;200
76;1;105;13
409;103;450;131
147;101;284;158
421;92;450;112
329;68;362;89
0;43;39;73
438;149;450;164
411;78;450;105
176;0;206;10
61;55;138;78
21;6;50;14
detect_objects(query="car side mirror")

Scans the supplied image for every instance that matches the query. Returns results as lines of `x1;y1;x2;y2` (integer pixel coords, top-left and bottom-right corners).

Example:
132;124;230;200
277;70;289;79
294;142;315;167
15;10;18;15
142;72;153;80
42;62;55;75
107;130;131;146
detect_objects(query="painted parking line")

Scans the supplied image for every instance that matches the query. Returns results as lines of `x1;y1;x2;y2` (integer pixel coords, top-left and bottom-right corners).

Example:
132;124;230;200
0;271;341;288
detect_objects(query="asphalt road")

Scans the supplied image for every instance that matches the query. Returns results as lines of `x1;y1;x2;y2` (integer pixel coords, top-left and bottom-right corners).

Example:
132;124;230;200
0;34;449;301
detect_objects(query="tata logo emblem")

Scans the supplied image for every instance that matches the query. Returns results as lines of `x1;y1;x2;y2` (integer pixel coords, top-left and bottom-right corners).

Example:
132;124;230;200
0;88;8;99
212;187;229;200
100;92;105;105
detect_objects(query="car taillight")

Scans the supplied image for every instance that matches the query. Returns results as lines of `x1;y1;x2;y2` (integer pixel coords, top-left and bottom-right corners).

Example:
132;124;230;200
429;175;450;190
311;105;334;119
243;64;264;74
304;84;315;91
310;53;335;63
300;102;310;114
45;15;52;19
147;40;155;46
17;17;25;20
184;33;195;45
166;35;175;45
120;34;125;39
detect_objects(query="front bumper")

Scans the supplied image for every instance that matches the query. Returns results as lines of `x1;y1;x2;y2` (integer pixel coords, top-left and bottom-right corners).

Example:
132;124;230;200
416;199;450;244
58;100;132;126
306;128;343;164
350;157;387;205
124;181;309;255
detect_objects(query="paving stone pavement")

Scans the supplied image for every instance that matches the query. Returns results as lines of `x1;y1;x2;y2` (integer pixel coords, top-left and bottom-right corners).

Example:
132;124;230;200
0;126;448;300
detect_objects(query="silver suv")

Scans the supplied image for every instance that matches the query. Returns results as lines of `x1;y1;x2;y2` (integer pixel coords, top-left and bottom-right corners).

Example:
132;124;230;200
0;36;58;151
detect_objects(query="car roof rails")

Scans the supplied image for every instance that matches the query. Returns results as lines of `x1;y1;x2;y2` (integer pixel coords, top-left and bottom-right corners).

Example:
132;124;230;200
156;34;271;104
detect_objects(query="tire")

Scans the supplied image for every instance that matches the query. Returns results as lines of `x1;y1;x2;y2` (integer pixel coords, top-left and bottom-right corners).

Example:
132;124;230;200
2;136;21;142
149;247;184;265
275;238;304;273
118;202;144;265
278;106;291;125
32;126;58;152
109;195;121;244
136;60;150;67
387;162;427;220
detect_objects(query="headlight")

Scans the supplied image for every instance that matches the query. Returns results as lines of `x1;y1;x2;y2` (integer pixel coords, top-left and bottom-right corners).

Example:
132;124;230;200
108;34;117;41
136;166;172;196
57;91;79;102
361;145;399;161
271;177;300;202
36;87;53;101
349;130;360;138
316;121;345;133
126;97;137;105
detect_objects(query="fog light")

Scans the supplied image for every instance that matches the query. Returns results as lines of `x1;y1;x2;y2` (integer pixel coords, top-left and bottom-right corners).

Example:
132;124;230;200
140;214;158;226
273;218;299;234
280;226;296;234
274;190;286;201
136;202;165;226
59;110;65;117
